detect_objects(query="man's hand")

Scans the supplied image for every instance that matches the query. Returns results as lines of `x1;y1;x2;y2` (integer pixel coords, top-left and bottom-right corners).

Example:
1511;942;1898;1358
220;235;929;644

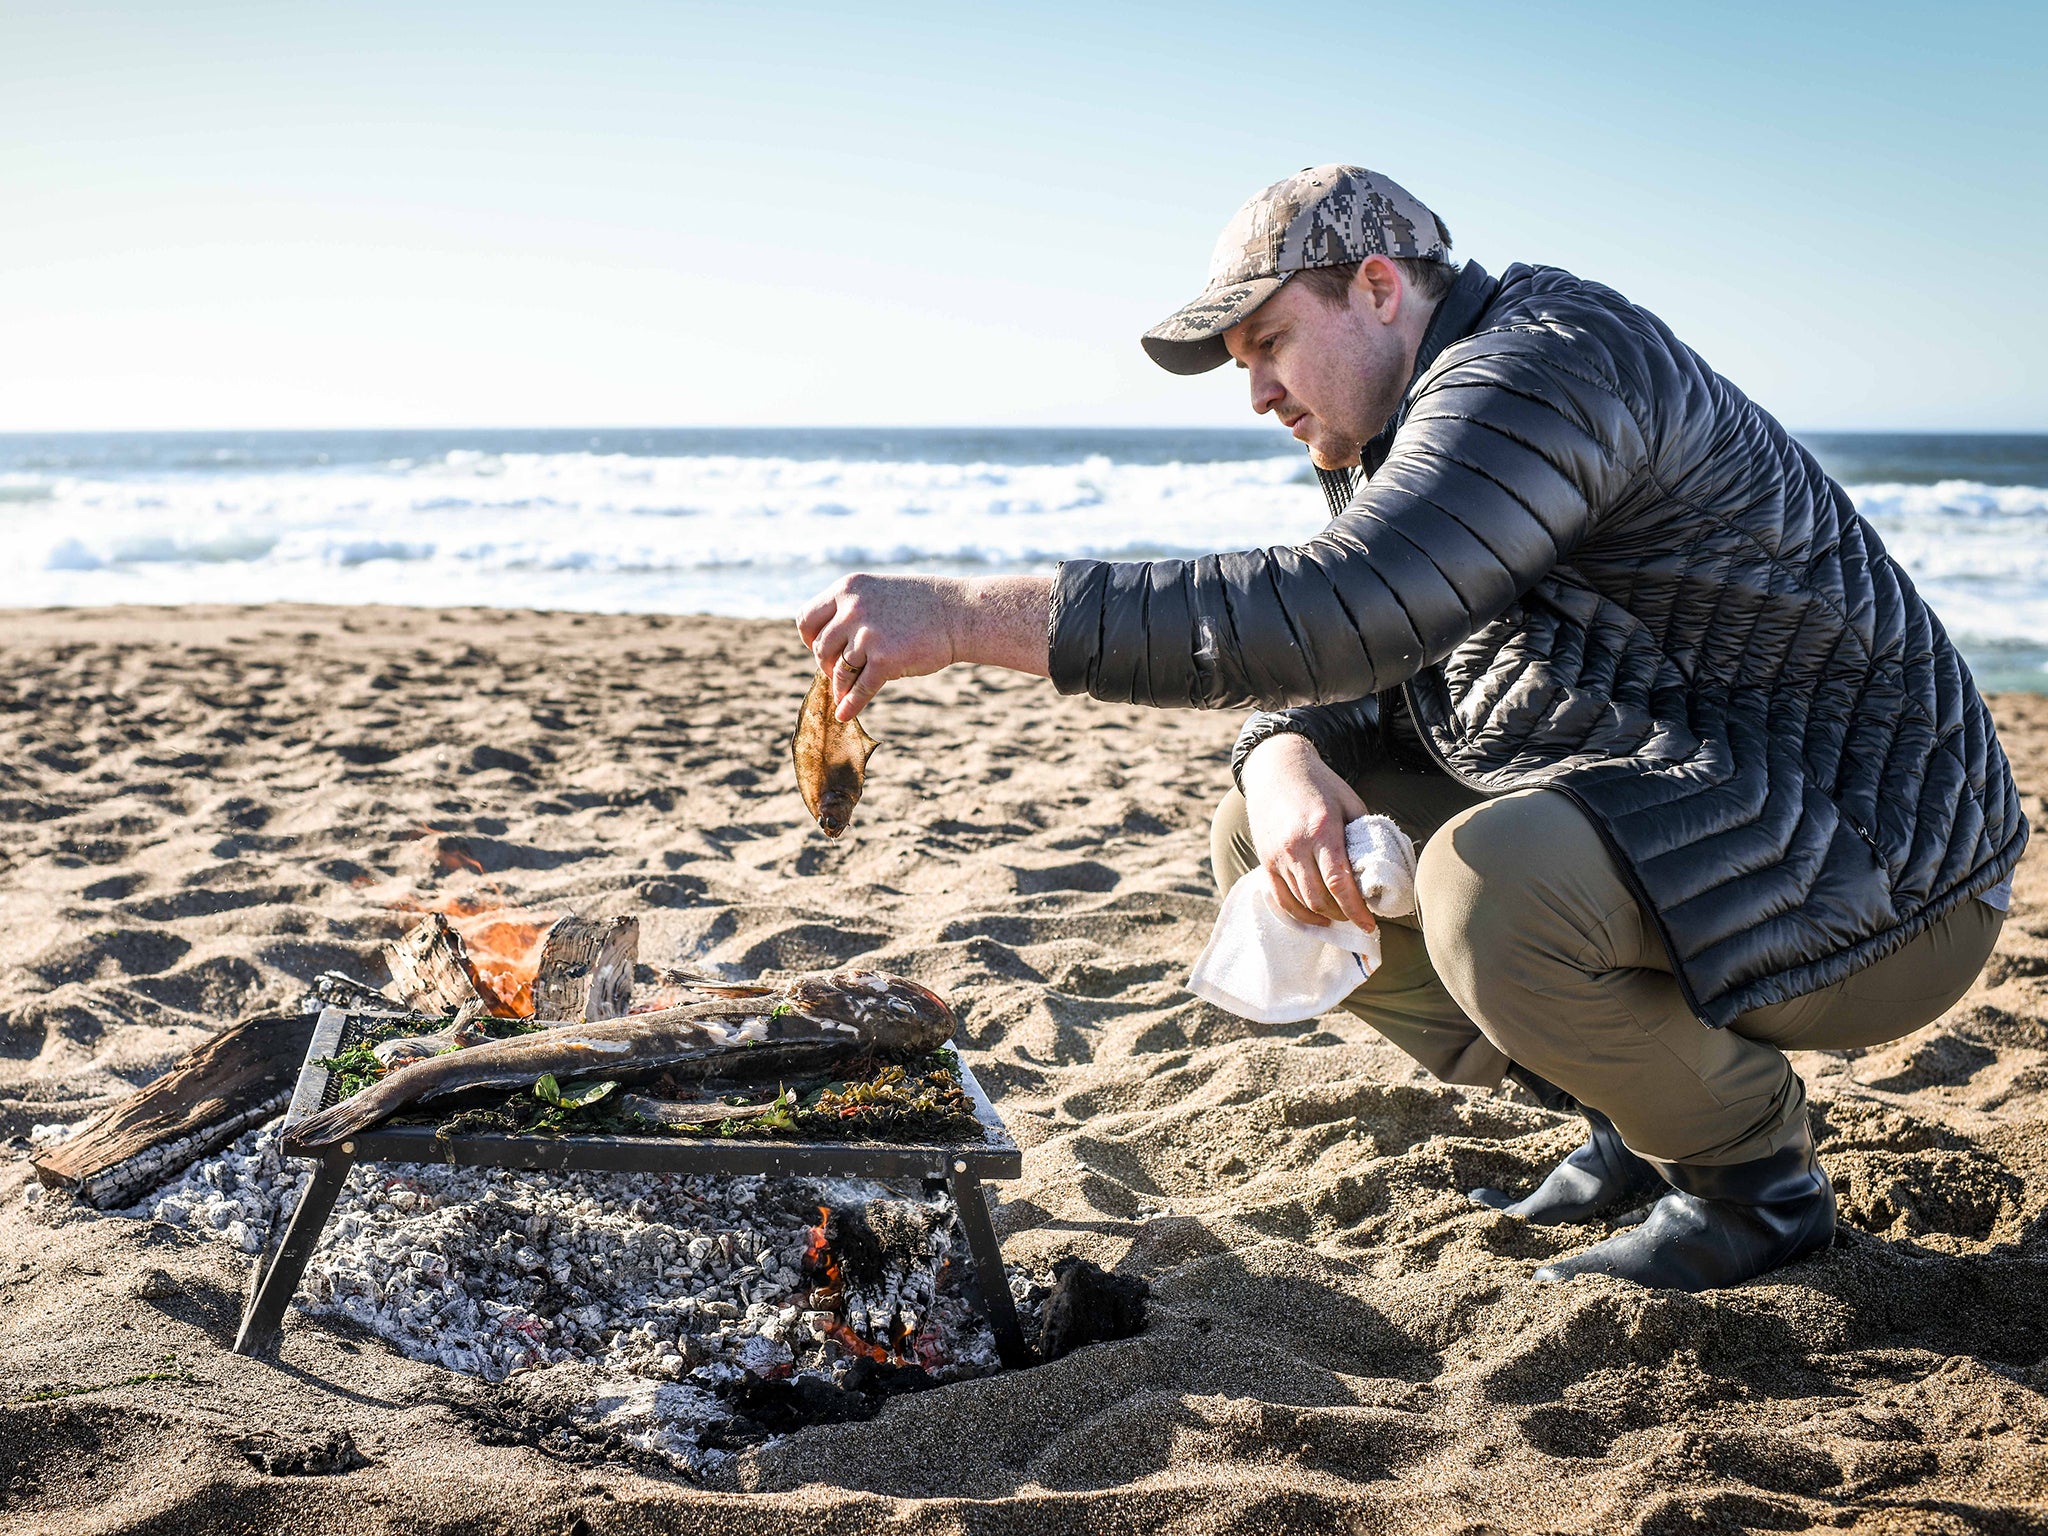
1240;732;1377;932
796;574;1053;721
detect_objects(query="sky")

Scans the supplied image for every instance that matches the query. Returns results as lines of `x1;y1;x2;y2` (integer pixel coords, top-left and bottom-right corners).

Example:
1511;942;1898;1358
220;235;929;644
3;0;2043;433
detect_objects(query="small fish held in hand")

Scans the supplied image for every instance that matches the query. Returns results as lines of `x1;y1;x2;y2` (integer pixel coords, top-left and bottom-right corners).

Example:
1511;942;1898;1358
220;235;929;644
792;670;878;838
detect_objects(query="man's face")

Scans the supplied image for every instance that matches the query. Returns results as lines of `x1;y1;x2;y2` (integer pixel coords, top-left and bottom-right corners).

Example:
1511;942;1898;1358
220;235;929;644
1222;258;1424;471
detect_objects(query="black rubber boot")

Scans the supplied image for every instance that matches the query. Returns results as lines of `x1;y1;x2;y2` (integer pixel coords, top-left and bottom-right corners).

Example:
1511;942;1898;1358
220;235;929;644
1532;1119;1836;1291
1469;1066;1661;1225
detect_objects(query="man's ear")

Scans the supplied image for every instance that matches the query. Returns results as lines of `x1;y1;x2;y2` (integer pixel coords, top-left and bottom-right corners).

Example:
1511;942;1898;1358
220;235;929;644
1353;255;1403;323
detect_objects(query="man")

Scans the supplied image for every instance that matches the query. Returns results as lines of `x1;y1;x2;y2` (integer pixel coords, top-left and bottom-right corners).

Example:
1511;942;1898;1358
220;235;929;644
797;164;2026;1291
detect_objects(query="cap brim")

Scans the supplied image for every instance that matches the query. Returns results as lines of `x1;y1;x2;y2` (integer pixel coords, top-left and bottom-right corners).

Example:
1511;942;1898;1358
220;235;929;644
1140;274;1288;375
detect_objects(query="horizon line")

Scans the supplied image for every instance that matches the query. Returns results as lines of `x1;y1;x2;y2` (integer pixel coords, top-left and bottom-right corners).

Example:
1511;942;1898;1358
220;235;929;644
3;423;2045;439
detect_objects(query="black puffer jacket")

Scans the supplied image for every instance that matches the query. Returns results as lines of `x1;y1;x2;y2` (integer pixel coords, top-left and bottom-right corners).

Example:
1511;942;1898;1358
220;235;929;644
1048;262;2027;1028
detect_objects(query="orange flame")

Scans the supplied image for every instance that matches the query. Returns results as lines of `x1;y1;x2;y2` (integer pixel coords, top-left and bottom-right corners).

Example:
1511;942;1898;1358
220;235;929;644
389;829;556;1016
826;1320;892;1364
440;896;552;1016
389;892;553;1017
438;844;486;877
804;1207;837;1286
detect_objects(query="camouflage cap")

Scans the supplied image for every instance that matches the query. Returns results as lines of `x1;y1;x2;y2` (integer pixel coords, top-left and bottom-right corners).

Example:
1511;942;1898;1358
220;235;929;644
1142;164;1452;376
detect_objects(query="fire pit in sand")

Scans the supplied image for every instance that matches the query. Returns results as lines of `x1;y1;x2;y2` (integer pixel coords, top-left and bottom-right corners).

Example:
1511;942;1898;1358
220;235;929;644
231;912;1030;1372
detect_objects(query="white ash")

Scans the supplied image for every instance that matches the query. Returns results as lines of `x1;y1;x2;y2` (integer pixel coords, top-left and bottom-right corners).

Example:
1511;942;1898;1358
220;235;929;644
82;1091;292;1210
119;1119;1023;1473
124;1118;300;1256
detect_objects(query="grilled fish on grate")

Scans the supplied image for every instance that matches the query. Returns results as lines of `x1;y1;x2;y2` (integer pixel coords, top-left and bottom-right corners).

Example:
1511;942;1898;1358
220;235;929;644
284;971;955;1151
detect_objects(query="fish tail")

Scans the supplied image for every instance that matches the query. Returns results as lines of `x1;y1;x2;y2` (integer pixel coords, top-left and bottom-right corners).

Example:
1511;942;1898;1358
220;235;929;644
284;1080;406;1151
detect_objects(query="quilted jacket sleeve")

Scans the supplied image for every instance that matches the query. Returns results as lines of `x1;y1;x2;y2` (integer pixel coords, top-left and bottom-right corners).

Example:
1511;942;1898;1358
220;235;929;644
1048;337;1650;710
1230;699;1383;790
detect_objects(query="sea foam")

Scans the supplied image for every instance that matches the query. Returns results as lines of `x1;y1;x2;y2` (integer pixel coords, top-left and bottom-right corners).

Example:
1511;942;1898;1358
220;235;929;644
9;449;1322;616
7;449;2047;658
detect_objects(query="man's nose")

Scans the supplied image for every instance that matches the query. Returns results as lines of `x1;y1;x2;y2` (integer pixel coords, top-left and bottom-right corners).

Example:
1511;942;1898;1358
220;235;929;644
1249;369;1285;415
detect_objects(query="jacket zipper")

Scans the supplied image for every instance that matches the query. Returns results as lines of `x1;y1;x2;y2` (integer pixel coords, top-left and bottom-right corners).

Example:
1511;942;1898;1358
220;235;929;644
1399;678;1716;1026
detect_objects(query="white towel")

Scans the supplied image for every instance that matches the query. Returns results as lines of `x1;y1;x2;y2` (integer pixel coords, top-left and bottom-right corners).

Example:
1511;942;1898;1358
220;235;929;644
1187;815;1419;1025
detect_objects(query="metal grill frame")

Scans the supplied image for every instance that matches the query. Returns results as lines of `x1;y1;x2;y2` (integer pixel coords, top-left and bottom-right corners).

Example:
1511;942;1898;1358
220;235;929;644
233;1006;1030;1366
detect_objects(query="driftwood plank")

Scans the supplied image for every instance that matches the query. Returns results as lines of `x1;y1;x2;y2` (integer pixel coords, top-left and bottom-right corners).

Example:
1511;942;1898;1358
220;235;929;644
32;1013;316;1208
383;913;493;1016
531;915;640;1023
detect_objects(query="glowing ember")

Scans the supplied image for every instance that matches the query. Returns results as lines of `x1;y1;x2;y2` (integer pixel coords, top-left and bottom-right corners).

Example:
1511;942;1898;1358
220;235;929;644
800;1206;944;1368
826;1319;892;1364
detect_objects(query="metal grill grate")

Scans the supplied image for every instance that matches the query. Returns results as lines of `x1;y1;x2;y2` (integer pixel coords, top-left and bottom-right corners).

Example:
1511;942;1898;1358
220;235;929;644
239;1006;1030;1366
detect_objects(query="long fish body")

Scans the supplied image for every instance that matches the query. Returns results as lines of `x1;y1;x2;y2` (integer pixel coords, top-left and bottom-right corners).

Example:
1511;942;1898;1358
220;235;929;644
285;970;956;1152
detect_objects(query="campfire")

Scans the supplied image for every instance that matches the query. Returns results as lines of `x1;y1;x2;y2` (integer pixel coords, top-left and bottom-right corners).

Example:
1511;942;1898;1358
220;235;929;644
30;896;1144;1471
419;897;552;1017
378;902;636;1024
118;1137;1014;1473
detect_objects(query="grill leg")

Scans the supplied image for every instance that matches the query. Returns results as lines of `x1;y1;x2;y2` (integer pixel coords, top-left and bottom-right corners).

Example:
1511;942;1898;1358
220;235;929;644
234;1152;353;1356
949;1170;1032;1369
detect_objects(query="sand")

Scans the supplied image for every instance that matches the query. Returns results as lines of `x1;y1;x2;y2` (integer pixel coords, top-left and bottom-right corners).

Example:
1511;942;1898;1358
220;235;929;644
1;602;2045;1535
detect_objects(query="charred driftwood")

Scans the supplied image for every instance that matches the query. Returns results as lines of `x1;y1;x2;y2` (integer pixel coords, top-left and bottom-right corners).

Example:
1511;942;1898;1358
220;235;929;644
531;915;639;1023
1035;1257;1148;1360
382;913;493;1016
31;1014;316;1209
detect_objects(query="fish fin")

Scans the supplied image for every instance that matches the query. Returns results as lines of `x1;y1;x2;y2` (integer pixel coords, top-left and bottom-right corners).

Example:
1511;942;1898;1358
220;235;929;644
656;968;776;999
850;714;878;768
449;1016;495;1048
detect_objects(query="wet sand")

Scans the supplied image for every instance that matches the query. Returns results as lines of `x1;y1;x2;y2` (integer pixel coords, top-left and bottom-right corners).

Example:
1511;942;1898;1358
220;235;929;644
1;604;2045;1534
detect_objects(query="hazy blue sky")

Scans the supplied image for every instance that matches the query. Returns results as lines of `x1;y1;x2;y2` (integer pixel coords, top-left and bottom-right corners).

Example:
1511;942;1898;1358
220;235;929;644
4;0;2042;432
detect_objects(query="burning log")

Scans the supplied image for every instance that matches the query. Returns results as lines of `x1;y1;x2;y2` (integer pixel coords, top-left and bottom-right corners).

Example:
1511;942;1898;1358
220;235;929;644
31;1013;316;1209
803;1201;955;1367
382;912;494;1016
530;915;639;1023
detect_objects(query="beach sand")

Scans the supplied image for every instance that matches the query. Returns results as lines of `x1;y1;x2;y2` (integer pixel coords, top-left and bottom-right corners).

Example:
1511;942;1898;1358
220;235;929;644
1;603;2045;1534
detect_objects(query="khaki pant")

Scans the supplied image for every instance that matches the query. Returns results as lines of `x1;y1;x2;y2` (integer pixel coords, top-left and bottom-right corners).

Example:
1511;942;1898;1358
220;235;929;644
1211;767;2003;1167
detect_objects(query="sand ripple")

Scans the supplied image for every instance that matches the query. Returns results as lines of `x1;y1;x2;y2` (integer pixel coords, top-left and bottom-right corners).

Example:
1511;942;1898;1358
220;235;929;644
2;606;2046;1532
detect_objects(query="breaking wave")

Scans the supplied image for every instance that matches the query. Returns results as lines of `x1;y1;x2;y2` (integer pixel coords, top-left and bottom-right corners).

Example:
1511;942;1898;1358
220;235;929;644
5;439;2046;683
7;449;1325;616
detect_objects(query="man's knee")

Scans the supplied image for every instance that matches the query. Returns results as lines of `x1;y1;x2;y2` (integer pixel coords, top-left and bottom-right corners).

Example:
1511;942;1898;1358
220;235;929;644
1415;788;1636;1023
1415;788;1601;926
1209;785;1257;894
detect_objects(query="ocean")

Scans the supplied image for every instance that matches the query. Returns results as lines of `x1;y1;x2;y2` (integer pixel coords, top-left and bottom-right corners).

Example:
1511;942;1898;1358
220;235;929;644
4;428;2046;691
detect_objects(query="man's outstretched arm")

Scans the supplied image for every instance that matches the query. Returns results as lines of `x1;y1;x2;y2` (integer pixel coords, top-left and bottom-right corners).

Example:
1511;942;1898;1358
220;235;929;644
795;568;1381;935
796;573;1053;722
